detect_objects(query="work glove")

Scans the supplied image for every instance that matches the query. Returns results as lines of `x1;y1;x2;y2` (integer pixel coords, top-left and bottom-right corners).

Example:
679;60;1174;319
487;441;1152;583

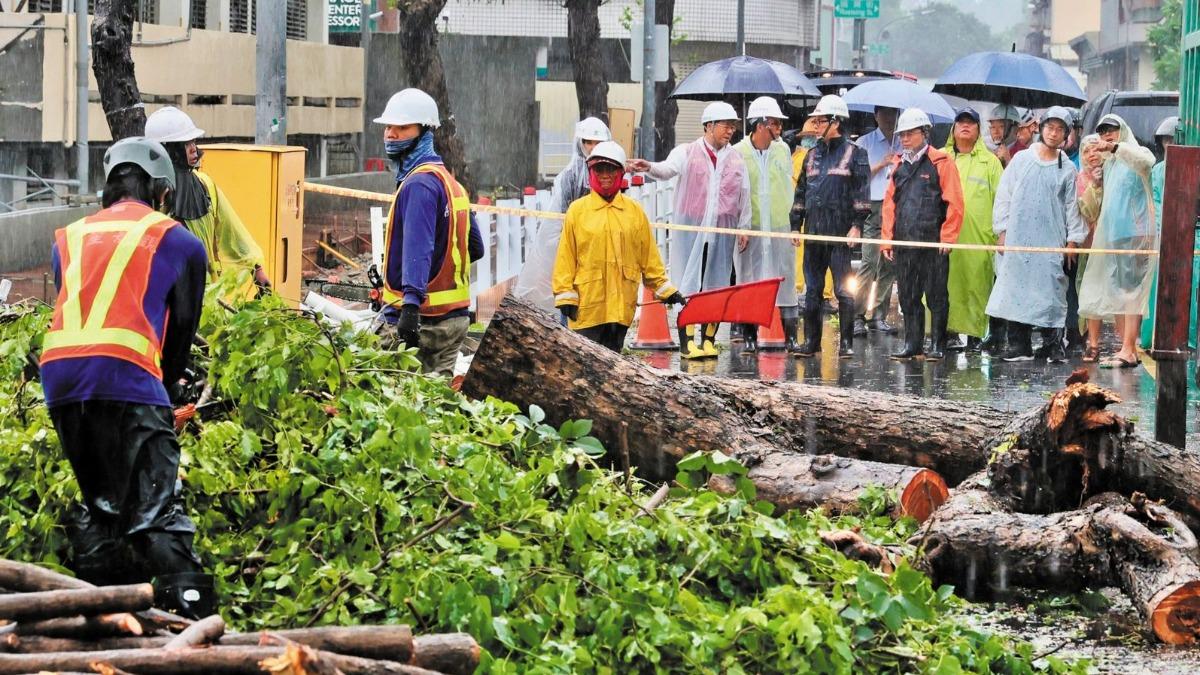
559;305;579;323
396;304;421;349
663;292;687;307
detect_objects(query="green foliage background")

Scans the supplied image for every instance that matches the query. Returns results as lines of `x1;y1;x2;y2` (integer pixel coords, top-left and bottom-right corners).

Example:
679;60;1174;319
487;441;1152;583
0;295;1085;674
1148;0;1183;91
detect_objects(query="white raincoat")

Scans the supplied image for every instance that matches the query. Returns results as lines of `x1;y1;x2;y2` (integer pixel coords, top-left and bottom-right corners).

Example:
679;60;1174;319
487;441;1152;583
514;136;595;311
646;138;751;297
1077;116;1158;318
985;143;1086;328
732;137;797;310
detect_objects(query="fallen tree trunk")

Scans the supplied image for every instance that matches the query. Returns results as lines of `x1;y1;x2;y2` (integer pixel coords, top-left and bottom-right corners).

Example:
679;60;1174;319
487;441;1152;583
14;614;142;638
710;453;948;522
0;645;444;675
916;489;1200;644
410;633;480;675
464;295;991;487
163;614;225;649
0;585;153;623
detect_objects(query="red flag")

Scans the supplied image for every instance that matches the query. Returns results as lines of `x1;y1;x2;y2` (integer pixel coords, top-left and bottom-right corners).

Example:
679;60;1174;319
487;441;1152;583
677;278;783;328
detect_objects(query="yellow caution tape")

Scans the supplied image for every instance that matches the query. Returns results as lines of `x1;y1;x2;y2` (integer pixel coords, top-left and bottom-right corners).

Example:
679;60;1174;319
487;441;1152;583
302;181;1171;258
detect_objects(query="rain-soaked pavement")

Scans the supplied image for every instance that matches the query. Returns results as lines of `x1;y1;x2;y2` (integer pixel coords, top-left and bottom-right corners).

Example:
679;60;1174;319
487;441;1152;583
633;314;1200;452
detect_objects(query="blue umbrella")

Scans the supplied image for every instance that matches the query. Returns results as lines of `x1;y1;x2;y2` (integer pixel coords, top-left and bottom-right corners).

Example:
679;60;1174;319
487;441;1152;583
933;51;1086;108
670;56;822;100
843;79;957;122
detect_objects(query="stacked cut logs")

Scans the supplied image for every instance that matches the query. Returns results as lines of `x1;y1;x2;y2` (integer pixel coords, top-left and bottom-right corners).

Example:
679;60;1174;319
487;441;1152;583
463;295;1200;645
0;560;479;675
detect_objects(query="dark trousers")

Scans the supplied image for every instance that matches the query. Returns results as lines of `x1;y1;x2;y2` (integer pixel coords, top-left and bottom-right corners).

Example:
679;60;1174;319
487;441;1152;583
802;243;855;343
1064;259;1082;347
895;248;949;341
577;323;630;352
50;401;202;586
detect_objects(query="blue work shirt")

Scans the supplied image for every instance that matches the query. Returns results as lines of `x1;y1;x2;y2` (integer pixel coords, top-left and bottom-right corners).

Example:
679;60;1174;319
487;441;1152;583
383;156;484;321
41;201;209;408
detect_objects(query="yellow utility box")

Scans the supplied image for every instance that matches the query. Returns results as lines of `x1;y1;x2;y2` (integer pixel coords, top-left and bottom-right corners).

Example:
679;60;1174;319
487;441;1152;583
198;144;306;304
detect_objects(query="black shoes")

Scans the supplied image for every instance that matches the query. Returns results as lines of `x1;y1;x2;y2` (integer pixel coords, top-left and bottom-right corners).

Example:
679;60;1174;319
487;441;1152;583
868;319;898;334
853;316;868;337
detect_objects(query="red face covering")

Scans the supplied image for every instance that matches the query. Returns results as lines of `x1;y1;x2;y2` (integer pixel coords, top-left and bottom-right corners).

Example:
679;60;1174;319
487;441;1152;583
588;163;623;200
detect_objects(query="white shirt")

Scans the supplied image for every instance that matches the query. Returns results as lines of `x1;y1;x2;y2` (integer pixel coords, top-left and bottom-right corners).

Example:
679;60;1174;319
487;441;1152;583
856;128;899;201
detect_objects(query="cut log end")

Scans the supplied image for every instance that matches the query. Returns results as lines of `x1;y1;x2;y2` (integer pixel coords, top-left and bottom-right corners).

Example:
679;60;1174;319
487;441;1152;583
1150;580;1200;645
898;469;950;523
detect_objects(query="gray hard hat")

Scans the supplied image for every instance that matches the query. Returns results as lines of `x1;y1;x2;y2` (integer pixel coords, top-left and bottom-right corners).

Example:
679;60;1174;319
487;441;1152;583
1041;106;1074;129
103;137;176;191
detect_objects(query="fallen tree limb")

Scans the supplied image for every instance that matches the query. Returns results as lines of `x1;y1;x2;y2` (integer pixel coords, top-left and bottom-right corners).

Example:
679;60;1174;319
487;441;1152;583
163;614;225;649
410;634;480;675
0;645;445;675
0;585;153;623
14;614;142;639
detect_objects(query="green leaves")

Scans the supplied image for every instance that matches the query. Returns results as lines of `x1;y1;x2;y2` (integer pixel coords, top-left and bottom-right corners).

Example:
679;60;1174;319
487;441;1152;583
0;300;1087;674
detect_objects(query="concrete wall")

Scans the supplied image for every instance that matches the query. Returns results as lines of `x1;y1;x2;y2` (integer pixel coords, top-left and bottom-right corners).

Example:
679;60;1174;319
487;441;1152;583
365;33;541;192
303;171;396;227
0;204;98;273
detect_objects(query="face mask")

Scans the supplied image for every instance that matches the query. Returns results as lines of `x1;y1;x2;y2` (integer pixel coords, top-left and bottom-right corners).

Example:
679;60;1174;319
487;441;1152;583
588;165;622;200
385;138;417;162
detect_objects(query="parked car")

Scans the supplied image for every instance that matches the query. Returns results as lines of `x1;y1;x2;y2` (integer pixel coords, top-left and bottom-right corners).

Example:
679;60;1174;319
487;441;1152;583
1079;90;1179;158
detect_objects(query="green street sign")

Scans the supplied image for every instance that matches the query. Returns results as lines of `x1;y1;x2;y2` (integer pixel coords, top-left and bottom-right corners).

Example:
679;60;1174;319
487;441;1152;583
329;0;362;33
869;43;891;55
835;0;880;19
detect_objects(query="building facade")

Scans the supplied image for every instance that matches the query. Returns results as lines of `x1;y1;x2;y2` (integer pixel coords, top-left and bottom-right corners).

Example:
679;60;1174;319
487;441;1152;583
1070;0;1164;98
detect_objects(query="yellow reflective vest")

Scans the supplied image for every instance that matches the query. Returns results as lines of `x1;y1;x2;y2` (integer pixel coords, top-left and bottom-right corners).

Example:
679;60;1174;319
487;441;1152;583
552;192;676;330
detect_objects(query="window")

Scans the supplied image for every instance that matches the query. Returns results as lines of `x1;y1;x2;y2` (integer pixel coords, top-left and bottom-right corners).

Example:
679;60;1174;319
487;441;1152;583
286;0;307;40
230;0;252;34
230;1;307;39
190;0;207;29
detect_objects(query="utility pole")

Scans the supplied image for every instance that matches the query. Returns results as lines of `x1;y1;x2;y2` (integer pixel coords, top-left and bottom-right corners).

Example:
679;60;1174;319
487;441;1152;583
75;0;89;195
256;0;288;145
360;0;372;168
640;0;656;161
735;0;745;56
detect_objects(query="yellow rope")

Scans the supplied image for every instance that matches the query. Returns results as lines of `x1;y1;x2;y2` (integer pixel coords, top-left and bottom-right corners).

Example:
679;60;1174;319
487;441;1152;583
302;181;1172;258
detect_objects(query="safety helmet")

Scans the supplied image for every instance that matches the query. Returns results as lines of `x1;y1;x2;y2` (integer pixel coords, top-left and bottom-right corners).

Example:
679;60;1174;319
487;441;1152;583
895;108;932;134
988;104;1023;124
373;88;441;128
701;101;740;124
103;137;176;191
1096;113;1124;133
809;94;849;119
747;96;785;120
1155;116;1179;139
1040;106;1073;130
1018;108;1038;126
587;141;627;168
144;106;205;143
575;117;612;142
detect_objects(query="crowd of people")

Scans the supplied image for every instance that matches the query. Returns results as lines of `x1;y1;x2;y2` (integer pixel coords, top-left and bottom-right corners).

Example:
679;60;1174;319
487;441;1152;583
520;93;1179;371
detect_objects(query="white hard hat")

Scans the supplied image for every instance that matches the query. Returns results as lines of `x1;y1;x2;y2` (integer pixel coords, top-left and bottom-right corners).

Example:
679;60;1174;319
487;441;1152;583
896;108;932;134
701;101;740;124
374;88;441;128
988;104;1022;123
144;106;204;143
1156;115;1180;138
587;141;627;167
747;96;785;120
575;117;611;142
809;94;849;119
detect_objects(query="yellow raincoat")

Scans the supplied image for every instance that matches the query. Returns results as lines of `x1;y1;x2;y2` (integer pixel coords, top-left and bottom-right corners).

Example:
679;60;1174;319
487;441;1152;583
942;135;1003;337
553;191;676;330
185;171;265;281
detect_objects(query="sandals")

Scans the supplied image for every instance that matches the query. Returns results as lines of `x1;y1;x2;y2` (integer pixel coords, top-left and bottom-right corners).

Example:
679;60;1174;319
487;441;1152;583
1099;355;1140;369
1082;345;1100;363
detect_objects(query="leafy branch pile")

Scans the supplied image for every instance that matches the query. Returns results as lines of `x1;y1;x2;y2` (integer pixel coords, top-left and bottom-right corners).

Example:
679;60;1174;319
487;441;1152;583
0;295;1085;674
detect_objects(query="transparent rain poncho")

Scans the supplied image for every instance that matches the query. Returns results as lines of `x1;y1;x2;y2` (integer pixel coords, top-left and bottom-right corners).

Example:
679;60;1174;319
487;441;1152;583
647;138;750;298
514;138;594;311
985;144;1086;328
1077;116;1158;319
732;137;797;311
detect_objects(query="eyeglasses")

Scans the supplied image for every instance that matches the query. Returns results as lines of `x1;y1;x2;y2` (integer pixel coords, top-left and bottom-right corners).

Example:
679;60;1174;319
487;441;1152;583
713;121;737;130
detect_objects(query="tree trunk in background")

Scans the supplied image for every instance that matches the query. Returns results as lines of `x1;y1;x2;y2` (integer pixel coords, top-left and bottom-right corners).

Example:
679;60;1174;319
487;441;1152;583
395;0;474;192
91;0;145;139
653;0;677;160
565;0;609;121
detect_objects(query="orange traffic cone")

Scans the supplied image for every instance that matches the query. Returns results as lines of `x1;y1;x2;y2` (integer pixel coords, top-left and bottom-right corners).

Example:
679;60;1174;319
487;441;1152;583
758;306;787;350
631;286;677;350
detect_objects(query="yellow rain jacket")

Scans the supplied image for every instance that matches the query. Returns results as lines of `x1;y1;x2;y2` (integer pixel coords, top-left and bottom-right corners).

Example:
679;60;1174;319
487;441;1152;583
185;171;265;281
553;191;677;330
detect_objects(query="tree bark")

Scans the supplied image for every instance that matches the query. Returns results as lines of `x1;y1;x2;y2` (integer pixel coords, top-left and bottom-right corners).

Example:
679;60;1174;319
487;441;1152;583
395;0;474;193
463;295;1008;485
91;0;146;139
410;633;479;675
0;646;442;675
14;614;142;638
0;584;153;623
709;454;948;522
162;614;225;650
564;0;609;121
653;0;678;160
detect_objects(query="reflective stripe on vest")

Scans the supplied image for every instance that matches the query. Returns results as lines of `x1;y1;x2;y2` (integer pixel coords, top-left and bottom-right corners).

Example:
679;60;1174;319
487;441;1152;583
40;209;176;379
382;163;472;316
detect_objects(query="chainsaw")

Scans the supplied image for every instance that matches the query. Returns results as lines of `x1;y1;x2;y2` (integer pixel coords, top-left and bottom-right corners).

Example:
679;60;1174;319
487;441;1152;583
305;265;384;311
